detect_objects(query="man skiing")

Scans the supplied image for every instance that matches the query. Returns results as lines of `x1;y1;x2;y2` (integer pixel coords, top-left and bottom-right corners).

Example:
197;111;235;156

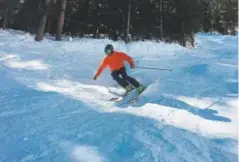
93;44;145;94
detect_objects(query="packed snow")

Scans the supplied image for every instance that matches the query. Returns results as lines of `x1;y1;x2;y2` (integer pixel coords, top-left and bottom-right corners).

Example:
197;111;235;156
0;29;238;162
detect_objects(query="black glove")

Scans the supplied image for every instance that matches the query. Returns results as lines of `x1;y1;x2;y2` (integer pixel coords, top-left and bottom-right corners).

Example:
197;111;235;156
93;75;98;80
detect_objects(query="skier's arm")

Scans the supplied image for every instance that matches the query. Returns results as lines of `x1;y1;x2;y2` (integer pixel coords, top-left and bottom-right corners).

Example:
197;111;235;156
94;58;108;79
119;52;135;68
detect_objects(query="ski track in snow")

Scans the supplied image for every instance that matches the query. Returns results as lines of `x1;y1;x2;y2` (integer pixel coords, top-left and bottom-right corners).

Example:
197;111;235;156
0;29;238;162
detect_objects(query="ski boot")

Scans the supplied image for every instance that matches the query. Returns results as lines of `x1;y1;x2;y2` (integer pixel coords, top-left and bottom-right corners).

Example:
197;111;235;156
124;84;134;95
125;84;134;92
136;85;146;94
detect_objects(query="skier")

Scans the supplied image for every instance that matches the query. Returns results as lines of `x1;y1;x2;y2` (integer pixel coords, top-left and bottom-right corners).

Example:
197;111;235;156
93;44;145;94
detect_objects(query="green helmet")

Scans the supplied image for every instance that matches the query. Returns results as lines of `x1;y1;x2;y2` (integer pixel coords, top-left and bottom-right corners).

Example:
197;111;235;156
104;44;114;55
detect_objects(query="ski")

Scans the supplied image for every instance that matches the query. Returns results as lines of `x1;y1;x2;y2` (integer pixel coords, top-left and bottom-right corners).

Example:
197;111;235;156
109;97;122;102
108;89;137;104
108;90;127;97
108;88;136;102
108;85;148;105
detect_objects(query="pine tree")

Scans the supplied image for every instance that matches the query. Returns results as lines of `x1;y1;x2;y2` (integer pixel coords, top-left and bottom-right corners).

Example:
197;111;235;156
3;0;237;44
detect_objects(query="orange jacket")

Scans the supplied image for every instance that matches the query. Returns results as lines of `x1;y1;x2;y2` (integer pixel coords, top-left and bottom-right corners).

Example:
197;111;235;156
95;51;134;77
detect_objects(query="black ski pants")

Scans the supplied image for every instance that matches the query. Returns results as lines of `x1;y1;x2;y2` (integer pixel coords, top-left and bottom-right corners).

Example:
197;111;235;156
111;66;140;88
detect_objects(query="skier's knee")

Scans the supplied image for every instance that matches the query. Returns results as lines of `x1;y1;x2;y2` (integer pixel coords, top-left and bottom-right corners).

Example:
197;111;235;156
121;73;130;80
125;75;134;81
111;73;119;81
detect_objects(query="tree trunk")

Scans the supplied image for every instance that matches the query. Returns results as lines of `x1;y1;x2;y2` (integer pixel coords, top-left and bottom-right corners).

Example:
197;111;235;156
35;11;47;41
159;0;163;40
190;31;194;47
35;0;49;41
231;21;236;35
209;12;213;32
83;0;89;21
224;21;229;35
180;0;185;46
181;23;185;46
46;19;52;33
3;8;8;29
55;0;67;41
125;0;131;43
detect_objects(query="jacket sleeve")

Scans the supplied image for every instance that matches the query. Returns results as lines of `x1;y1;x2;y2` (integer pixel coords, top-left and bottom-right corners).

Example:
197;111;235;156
95;57;108;77
119;52;134;67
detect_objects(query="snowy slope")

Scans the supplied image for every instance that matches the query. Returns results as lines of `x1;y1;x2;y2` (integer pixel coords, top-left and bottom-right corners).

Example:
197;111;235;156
0;29;238;162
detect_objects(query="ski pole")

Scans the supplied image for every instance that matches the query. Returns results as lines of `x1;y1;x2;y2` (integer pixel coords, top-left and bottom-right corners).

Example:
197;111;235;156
136;66;173;71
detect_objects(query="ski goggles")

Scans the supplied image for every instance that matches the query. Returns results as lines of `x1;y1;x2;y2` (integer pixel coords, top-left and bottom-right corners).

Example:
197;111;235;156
105;49;112;55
